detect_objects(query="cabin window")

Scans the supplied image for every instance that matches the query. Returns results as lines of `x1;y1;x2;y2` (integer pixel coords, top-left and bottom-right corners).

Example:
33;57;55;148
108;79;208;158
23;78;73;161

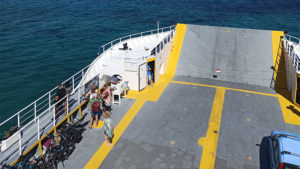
171;31;173;38
168;35;170;42
160;42;163;50
164;38;167;44
151;48;156;55
157;45;160;53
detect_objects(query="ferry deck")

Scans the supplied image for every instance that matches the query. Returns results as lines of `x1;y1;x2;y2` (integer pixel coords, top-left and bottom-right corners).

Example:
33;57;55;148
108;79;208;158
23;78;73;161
1;24;300;169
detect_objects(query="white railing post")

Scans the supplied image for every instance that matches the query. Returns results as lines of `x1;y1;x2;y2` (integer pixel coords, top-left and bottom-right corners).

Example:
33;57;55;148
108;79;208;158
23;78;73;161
77;89;80;106
34;102;37;122
72;76;75;90
297;59;299;71
18;131;22;155
82;69;84;78
102;46;105;53
141;33;143;37
17;113;20;127
37;117;40;139
111;42;113;47
53;106;56;126
48;92;51;108
130;35;132;39
119;38;121;42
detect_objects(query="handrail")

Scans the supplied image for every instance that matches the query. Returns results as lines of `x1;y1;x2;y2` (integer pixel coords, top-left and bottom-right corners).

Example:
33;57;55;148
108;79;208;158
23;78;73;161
0;64;90;128
283;34;300;73
284;34;300;44
78;25;175;88
97;25;175;55
1;25;175;131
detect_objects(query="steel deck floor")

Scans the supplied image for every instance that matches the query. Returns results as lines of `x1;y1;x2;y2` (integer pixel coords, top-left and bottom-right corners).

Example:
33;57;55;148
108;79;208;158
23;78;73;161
57;76;300;169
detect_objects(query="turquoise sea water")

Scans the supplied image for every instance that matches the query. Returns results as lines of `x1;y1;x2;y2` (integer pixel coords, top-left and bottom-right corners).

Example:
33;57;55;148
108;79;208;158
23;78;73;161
0;0;300;125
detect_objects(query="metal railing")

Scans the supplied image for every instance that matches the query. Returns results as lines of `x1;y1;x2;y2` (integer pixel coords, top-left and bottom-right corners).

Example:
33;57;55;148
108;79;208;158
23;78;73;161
0;24;176;166
98;25;176;55
283;35;300;73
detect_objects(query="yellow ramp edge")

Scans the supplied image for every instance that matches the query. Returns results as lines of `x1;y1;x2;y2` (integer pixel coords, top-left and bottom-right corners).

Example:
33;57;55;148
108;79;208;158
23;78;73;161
272;31;300;125
84;24;187;169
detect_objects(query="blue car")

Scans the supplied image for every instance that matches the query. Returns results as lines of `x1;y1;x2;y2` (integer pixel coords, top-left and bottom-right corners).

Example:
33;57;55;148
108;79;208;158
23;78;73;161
260;131;300;169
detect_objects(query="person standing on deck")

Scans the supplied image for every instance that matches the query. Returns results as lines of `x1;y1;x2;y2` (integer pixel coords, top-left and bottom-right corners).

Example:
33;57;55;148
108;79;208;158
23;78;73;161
64;81;72;113
64;81;72;95
88;89;97;128
82;84;97;99
102;92;111;112
89;94;102;129
101;84;111;111
54;83;66;117
147;64;153;88
103;111;114;145
101;84;111;98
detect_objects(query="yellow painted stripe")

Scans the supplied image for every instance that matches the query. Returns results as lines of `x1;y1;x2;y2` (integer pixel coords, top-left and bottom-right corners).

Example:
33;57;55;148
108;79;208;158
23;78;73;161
198;87;225;169
272;31;284;68
171;80;277;97
271;31;300;125
84;99;146;169
271;31;286;91
147;57;155;62
84;24;188;168
277;92;300;125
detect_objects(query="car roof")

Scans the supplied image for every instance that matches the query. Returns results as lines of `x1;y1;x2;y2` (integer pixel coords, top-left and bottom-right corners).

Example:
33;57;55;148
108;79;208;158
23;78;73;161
271;131;300;165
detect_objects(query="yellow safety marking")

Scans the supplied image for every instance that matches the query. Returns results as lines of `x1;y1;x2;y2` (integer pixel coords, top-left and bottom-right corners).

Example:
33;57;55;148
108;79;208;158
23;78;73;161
126;24;187;101
54;128;58;143
246;95;249;96
84;99;146;169
248;156;252;160
271;31;287;91
198;87;225;169
171;80;277;97
246;118;250;121
277;93;300;125
147;57;156;62
93;121;104;128
184;108;188;111
79;107;82;118
170;140;175;144
84;24;188;169
38;141;43;157
272;31;284;71
271;31;300;125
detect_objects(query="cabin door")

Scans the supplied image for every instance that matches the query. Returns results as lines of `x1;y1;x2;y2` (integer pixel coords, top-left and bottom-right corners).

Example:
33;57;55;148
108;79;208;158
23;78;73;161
139;62;147;91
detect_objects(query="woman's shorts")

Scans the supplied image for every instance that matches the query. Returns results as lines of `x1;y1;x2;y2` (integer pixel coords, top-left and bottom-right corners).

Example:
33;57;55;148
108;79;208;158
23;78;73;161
147;74;152;81
102;103;111;111
91;111;99;116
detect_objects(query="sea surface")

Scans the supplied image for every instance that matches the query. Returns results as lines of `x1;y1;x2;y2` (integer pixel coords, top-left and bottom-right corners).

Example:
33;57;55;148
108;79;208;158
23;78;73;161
0;0;300;130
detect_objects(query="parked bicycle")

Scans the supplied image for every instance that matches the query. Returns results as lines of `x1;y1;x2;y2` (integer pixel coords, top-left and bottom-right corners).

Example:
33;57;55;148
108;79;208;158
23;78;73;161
7;113;87;169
